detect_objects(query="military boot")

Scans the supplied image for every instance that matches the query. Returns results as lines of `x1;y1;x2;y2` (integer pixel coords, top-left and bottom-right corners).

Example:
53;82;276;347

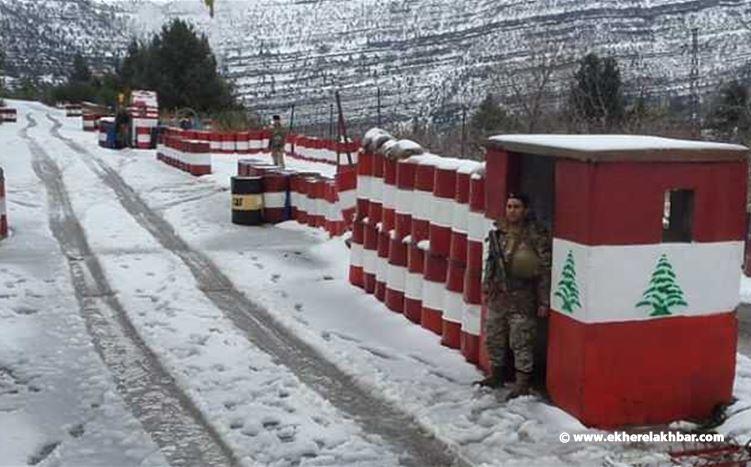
505;371;532;400
473;365;505;388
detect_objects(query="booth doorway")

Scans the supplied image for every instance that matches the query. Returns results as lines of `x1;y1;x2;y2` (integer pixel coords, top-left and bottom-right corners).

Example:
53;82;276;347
511;152;556;387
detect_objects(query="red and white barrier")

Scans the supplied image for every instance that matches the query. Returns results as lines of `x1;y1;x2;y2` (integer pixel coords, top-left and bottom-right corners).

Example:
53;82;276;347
65;104;82;117
422;158;462;336
0;107;17;122
82;113;98;131
262;170;290;224
0;167;7;239
157;131;211;176
405;155;440;324
441;161;483;348
386;156;419;314
462;168;487;364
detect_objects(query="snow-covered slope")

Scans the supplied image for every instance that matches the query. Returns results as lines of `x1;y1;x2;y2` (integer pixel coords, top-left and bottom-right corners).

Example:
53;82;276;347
2;0;750;127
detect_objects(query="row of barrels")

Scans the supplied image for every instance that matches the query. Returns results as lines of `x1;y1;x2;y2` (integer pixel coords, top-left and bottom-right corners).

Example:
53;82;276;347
65;104;82;117
163;127;270;155
349;129;490;365
234;160;357;237
156;135;212;176
159;127;358;166
288;135;360;166
0;107;16;123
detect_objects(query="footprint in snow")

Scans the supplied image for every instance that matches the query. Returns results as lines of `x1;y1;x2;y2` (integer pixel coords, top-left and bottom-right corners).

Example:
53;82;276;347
270;274;280;283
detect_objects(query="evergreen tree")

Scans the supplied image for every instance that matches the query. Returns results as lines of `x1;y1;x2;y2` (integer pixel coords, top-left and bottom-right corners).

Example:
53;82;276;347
554;250;581;313
636;254;688;317
707;80;750;139
469;93;518;137
569;53;625;131
69;53;92;84
119;20;235;112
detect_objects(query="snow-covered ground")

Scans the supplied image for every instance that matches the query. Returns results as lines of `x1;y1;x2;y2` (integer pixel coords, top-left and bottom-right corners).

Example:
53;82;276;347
3;99;751;466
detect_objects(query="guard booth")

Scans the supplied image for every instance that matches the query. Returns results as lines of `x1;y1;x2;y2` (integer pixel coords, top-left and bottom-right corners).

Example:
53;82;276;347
483;135;748;428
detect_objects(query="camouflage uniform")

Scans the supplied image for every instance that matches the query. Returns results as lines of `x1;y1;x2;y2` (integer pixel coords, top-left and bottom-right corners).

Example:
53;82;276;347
269;123;286;168
482;219;552;375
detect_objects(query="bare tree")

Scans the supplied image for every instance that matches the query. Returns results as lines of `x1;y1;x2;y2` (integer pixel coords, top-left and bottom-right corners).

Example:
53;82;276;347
492;33;573;132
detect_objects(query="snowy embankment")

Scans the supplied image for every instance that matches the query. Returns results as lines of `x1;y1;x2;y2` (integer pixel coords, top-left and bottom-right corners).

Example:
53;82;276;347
5;98;751;466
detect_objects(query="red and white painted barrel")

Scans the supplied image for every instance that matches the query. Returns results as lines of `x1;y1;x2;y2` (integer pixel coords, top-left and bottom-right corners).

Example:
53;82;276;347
373;142;399;302
422;158;461;335
0;107;17;122
295;176;312;225
367;147;389;295
356;149;373;219
461;167;486;364
350;218;365;287
65;104;82;117
82;113;98;131
0;167;7;239
324;180;345;237
220;133;235;154
308;177;327;228
98;121;109;147
335;167;357;230
441;161;482;348
236;131;250;154
208;132;222;153
134;125;152;149
404;155;440;323
262;170;290;223
385;157;419;314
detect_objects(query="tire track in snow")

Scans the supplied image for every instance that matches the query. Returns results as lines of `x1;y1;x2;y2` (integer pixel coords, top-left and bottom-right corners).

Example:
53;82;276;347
21;113;238;467
45;112;469;467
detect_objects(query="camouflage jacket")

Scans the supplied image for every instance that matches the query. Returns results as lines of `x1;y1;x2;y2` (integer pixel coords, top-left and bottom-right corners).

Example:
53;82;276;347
482;218;552;308
269;124;286;150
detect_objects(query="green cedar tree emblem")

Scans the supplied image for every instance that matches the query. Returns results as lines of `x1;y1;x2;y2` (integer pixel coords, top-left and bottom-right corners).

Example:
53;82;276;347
554;250;582;313
636;254;688;317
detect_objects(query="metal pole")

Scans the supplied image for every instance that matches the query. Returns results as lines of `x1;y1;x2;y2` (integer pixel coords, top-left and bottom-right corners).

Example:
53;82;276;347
690;27;699;138
377;86;382;127
289;104;296;155
461;106;467;158
335;90;352;166
329;103;334;141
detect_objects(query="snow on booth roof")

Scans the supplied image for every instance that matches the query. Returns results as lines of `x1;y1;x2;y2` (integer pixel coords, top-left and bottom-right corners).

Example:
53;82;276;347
487;134;748;162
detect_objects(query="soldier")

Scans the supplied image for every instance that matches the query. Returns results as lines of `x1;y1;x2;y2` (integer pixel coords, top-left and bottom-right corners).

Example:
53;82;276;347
269;115;286;168
476;193;552;400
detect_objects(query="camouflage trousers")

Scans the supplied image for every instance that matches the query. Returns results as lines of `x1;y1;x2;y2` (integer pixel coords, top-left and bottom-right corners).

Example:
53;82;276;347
271;148;285;168
484;289;538;374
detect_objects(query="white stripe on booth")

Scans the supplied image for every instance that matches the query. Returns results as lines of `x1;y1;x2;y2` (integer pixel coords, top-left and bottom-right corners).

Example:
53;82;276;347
551;238;743;324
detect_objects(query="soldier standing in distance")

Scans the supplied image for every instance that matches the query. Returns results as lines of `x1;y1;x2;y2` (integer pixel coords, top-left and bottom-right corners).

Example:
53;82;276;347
476;193;552;400
269;114;286;168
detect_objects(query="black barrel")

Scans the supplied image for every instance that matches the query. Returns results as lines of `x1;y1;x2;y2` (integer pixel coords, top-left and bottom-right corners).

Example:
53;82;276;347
231;176;264;225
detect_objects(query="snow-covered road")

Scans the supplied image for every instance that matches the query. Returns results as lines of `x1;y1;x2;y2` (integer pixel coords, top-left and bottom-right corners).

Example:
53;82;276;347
4;100;751;466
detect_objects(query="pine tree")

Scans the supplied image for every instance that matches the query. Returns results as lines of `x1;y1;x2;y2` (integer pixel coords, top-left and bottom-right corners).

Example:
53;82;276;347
636;254;688;317
707;80;750;139
119;19;235;112
469;93;518;140
554;250;581;313
69;53;92;84
569;52;625;131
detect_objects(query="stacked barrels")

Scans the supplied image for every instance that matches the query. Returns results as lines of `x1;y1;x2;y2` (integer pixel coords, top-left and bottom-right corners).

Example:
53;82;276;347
442;161;483;349
462;167;488;363
349;128;492;367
